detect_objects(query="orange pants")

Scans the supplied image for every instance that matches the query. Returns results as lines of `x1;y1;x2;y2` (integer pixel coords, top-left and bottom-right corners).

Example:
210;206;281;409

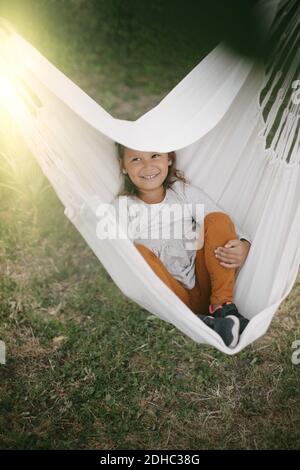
135;212;237;315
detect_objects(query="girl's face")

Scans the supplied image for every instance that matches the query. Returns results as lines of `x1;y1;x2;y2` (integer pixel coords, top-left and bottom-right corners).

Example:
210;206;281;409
122;147;172;194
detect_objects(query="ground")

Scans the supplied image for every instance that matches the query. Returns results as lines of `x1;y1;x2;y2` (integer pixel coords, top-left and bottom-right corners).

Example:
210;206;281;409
0;1;299;449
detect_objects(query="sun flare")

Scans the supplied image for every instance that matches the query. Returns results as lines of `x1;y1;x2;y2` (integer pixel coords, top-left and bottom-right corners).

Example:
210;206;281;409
0;32;26;118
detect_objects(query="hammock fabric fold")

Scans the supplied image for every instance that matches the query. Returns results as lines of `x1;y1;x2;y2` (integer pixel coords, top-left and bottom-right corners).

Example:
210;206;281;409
0;0;299;354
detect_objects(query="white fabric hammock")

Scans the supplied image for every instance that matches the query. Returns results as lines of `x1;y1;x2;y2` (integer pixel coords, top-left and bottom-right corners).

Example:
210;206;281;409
0;0;299;354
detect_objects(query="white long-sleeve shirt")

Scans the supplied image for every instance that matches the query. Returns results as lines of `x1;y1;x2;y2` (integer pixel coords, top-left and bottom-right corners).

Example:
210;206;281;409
113;180;251;289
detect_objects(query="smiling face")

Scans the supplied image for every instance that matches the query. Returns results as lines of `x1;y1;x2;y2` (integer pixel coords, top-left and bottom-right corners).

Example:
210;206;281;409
121;147;172;201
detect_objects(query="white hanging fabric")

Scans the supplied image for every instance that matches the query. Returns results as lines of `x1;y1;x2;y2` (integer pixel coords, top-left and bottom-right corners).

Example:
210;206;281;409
0;0;299;354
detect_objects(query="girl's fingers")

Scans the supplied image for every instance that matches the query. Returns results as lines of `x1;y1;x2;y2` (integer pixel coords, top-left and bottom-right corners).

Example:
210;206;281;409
217;247;240;255
215;253;239;262
220;262;240;269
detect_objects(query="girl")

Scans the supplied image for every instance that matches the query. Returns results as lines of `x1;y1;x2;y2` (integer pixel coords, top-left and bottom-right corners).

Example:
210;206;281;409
113;143;251;348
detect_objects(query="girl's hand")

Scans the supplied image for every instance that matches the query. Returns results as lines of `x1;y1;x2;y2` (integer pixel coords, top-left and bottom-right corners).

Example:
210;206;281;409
214;239;251;269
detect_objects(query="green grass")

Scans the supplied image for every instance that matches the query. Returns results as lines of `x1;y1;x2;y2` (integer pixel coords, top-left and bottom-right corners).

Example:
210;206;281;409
0;0;300;450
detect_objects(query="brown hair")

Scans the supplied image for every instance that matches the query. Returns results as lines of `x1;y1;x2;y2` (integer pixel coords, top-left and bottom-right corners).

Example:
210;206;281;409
115;142;188;197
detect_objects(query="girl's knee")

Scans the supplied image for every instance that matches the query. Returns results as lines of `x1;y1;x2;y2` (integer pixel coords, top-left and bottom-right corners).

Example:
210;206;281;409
204;212;236;236
205;211;232;223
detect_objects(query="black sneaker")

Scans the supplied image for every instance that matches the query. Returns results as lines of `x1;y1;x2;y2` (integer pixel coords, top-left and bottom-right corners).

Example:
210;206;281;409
210;302;249;334
198;314;240;348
